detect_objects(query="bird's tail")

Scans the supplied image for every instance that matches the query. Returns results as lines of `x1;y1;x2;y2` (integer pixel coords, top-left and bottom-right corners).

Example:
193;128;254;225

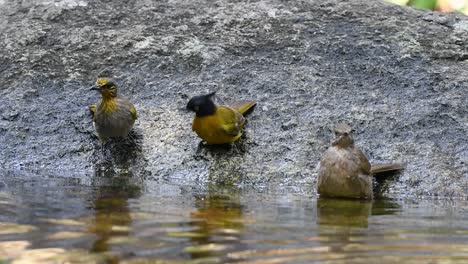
371;163;404;175
230;100;256;115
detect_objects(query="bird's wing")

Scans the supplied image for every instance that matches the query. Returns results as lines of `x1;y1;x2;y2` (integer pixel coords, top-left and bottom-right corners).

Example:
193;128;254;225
129;104;138;120
354;147;371;175
218;106;244;136
88;104;97;115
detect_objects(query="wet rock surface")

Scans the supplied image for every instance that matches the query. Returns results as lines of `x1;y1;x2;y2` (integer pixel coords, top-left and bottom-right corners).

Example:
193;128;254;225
0;0;466;197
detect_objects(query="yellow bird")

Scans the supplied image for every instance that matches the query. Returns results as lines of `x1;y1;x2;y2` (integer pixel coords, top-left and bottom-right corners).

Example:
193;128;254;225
89;77;137;142
186;92;256;144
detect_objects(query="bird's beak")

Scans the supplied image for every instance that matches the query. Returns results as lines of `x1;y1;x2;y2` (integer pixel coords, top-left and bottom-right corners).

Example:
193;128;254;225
90;86;99;91
185;105;195;113
186;102;194;112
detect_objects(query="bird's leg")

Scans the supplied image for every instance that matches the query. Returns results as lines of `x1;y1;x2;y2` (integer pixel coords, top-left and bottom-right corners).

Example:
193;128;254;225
100;140;112;164
233;140;246;153
196;141;206;154
100;141;106;163
127;132;137;145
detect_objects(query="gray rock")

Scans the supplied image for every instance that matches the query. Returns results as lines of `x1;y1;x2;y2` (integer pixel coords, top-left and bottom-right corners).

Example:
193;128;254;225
0;0;467;197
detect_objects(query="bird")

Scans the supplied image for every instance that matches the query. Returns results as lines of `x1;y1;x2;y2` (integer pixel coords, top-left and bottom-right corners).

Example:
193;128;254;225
317;123;403;199
186;92;256;145
89;77;137;143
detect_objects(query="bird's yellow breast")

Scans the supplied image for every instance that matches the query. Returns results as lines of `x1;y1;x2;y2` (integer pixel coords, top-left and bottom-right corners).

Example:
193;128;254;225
99;98;117;114
192;106;242;144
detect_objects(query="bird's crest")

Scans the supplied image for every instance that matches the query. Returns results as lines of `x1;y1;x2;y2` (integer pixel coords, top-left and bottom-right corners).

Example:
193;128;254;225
96;77;113;87
186;91;217;117
334;123;353;134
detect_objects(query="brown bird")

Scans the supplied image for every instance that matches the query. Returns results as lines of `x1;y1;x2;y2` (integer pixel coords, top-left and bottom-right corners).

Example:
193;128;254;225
317;123;403;199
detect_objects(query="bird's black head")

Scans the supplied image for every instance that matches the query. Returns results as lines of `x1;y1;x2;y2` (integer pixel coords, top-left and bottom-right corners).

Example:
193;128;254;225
186;92;216;117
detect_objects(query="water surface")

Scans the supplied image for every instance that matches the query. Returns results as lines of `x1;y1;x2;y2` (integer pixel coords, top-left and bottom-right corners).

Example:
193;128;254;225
0;172;467;263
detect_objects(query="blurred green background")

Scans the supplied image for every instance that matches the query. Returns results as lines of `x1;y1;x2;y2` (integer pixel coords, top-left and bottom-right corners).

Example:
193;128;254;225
387;0;468;14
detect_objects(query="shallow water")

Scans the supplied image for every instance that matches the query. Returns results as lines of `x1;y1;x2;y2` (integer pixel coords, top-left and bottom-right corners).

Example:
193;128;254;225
0;172;467;264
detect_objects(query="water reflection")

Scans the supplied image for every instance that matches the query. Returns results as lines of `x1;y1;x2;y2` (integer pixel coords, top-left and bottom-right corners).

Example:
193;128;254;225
315;197;404;262
317;198;401;227
88;170;143;262
1;172;468;264
317;198;373;228
316;197;375;260
188;185;245;259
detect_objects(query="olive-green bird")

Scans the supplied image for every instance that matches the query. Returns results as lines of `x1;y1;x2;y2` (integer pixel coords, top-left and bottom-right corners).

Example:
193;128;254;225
186;92;256;144
89;77;137;142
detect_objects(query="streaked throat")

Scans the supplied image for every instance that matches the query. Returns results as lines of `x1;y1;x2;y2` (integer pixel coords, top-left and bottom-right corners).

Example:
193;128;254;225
100;97;117;114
